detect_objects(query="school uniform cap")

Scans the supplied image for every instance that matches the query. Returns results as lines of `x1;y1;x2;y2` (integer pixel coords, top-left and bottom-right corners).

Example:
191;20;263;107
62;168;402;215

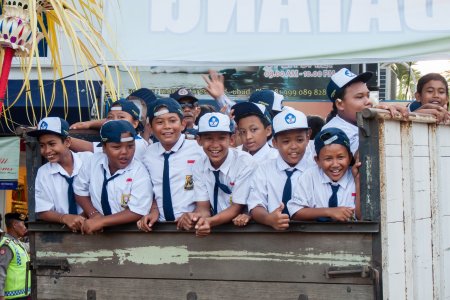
170;88;198;103
27;117;70;138
231;101;272;124
273;109;308;135
326;68;372;101
314;127;351;156
99;120;137;145
5;212;28;222
198;112;233;134
148;98;184;121
248;89;284;115
111;99;140;120
128;88;157;107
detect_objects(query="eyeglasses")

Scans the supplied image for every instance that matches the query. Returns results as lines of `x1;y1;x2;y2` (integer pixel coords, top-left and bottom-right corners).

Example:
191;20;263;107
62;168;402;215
180;103;197;109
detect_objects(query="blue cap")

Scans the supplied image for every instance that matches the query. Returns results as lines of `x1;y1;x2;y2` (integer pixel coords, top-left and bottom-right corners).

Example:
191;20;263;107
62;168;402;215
170;88;198;103
110;99;140;120
326;68;372;101
128;88;157;107
248;90;284;115
99;120;137;145
231;101;272;125
314;127;351;156
148;98;184;121
28;117;70;138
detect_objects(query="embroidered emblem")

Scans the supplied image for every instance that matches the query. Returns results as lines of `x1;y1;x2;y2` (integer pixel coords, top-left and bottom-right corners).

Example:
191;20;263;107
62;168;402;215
208;116;219;127
285;113;296;124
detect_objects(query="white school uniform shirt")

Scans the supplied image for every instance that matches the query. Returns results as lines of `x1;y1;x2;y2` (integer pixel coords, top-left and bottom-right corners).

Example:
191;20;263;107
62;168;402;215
287;165;356;217
35;151;93;215
194;148;255;212
73;152;152;216
237;142;278;163
92;135;148;161
248;154;314;213
142;134;204;221
322;115;358;155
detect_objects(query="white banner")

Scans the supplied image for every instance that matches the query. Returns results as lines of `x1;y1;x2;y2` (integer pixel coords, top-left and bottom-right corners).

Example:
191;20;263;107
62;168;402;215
0;137;20;190
103;0;450;66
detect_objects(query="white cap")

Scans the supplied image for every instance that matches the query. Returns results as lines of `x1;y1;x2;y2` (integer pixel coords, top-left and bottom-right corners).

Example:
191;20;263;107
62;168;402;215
272;109;308;135
28;117;70;138
198;112;232;134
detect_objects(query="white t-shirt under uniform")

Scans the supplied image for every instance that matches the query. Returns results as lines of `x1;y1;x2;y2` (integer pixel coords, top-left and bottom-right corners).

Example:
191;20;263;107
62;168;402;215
35;151;93;215
194;148;255;213
73;152;153;216
287;165;356;217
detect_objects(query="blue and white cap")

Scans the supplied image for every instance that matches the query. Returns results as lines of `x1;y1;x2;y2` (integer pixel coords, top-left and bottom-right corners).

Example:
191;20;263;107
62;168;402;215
198;112;233;134
326;68;372;101
28;117;70;138
272;109;308;135
99;120;137;144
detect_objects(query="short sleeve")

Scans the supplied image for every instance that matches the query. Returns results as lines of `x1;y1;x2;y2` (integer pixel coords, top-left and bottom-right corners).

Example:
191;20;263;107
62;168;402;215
287;172;314;217
126;163;153;216
193;160;210;202
73;156;92;197
34;167;55;213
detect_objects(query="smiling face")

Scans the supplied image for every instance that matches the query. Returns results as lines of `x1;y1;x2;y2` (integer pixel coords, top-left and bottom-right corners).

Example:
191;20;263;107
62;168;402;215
151;110;186;151
103;132;136;174
106;110;139;128
315;143;352;182
39;134;72;164
272;129;310;167
415;79;449;108
198;132;234;169
237;115;272;155
336;81;372;124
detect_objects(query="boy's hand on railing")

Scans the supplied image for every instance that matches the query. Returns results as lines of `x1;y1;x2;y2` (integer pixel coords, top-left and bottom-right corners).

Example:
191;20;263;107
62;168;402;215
352;151;361;180
176;212;202;231
267;203;290;231
62;214;85;232
81;217;104;235
328;207;355;222
137;211;159;232
232;213;251;227
195;217;211;237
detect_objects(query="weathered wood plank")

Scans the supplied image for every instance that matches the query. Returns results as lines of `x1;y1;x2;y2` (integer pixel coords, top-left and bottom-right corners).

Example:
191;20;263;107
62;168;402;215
36;277;375;300
34;231;373;285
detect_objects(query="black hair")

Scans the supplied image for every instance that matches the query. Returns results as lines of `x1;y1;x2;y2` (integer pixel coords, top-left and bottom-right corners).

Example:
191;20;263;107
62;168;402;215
326;102;338;123
416;73;448;95
195;104;217;126
307;115;325;139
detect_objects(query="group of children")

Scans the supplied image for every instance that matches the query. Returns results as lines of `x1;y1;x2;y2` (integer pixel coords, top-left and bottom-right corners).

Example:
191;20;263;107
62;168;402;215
29;68;449;236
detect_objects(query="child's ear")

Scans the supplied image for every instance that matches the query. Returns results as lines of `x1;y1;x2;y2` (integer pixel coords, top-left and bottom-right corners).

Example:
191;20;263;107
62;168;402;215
307;128;312;139
181;118;187;131
271;136;279;149
335;98;345;111
314;155;319;164
64;137;72;148
196;135;202;146
414;92;422;103
265;125;273;138
229;133;235;146
132;119;139;129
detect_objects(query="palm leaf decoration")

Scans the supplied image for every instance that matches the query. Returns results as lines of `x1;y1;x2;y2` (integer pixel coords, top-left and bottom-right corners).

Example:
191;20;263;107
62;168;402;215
0;0;136;130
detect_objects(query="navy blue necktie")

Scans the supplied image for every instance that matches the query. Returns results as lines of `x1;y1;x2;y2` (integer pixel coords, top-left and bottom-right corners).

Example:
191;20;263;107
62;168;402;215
162;152;175;221
58;173;77;215
328;183;340;208
101;168;121;216
212;170;231;215
282;169;297;215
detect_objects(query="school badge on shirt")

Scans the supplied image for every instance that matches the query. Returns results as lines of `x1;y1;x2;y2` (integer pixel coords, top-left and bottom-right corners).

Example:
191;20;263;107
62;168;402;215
184;160;195;190
121;178;133;208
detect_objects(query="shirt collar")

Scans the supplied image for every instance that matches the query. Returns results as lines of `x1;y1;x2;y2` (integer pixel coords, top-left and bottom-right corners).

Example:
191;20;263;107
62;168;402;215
318;166;352;188
48;151;80;176
336;115;358;130
252;143;271;161
206;148;235;175
157;134;185;155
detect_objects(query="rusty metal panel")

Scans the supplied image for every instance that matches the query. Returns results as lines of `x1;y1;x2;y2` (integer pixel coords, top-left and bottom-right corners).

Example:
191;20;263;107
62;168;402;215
33;229;374;285
36;277;375;300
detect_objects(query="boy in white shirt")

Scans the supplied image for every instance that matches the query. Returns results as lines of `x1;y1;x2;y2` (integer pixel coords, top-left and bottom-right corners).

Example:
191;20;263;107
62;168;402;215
248;109;314;230
74;120;153;234
288;127;361;221
192;112;255;237
29;117;92;232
